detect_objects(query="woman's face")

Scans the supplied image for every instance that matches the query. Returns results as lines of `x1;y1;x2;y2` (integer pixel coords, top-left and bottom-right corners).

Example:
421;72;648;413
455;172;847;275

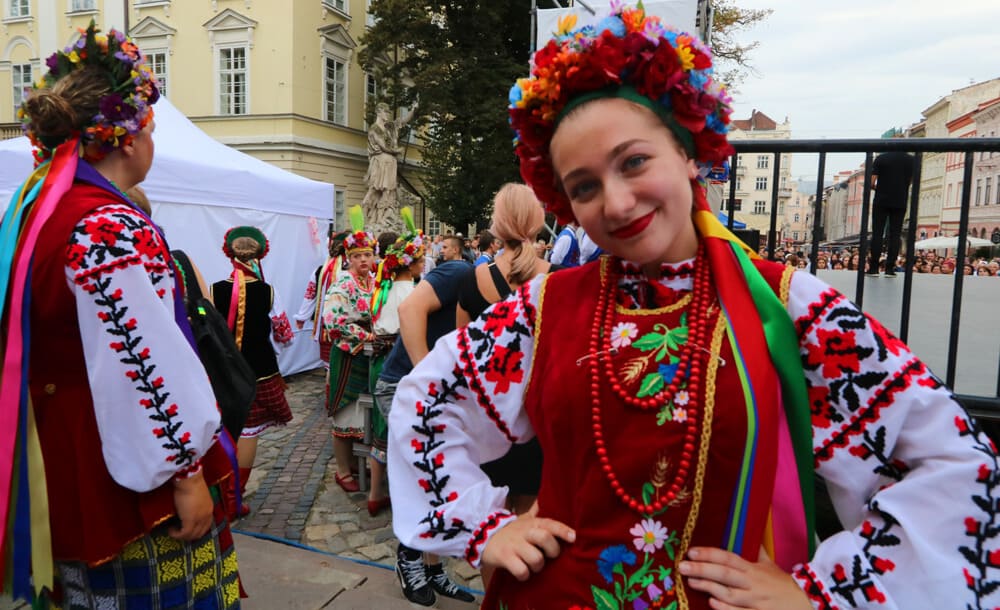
964;265;974;275
977;266;991;276
550;98;699;265
817;258;828;269
349;250;374;275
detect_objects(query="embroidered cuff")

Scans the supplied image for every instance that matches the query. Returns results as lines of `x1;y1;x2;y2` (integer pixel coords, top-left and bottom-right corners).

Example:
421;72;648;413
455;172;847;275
174;459;204;480
464;511;516;568
792;563;837;610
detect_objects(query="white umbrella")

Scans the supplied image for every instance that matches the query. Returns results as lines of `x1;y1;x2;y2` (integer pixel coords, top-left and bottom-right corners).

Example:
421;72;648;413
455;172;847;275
913;235;994;250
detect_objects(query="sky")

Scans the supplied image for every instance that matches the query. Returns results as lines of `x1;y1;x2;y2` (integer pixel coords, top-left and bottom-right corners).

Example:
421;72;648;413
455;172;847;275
727;0;1000;183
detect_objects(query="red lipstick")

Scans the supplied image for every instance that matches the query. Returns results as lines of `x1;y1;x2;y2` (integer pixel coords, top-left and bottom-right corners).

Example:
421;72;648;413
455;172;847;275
610;211;654;240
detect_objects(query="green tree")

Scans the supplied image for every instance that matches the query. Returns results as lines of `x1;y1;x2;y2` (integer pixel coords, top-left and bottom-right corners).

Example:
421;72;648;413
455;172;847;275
710;0;772;88
362;1;551;229
360;1;770;227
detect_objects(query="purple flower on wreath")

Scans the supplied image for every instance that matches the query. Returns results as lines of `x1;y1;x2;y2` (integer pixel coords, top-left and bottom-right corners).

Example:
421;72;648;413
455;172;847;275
597;544;636;583
114;50;134;64
45;53;60;71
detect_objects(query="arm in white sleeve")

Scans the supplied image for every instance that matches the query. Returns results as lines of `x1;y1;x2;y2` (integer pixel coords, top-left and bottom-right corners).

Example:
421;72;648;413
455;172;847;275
67;204;221;493
549;233;571;266
388;277;543;566
785;270;1000;609
293;274;318;323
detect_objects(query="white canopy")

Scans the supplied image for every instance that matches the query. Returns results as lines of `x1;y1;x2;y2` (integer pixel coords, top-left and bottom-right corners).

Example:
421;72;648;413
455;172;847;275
913;235;994;251
0;97;334;375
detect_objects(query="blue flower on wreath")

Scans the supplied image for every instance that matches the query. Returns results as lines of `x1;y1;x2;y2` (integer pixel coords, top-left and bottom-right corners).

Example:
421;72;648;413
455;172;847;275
597;544;636;583
658;362;679;382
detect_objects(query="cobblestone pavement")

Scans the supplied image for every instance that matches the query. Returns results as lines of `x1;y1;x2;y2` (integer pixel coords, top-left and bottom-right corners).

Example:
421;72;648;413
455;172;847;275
237;368;486;593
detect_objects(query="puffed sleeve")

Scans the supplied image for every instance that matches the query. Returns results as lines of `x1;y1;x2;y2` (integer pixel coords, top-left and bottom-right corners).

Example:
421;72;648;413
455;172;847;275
293;274;318;324
388;277;543;566
67;204;221;492
786;270;1000;609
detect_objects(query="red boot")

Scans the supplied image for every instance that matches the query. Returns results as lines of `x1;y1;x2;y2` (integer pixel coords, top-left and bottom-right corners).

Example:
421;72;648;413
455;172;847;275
236;467;252;518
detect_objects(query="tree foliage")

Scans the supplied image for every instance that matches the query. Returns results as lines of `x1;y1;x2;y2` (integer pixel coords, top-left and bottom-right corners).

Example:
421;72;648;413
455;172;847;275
361;0;550;229
360;1;770;228
710;0;772;88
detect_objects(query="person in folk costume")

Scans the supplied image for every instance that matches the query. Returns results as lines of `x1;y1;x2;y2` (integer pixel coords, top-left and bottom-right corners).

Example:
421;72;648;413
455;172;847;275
0;21;241;607
367;207;427;516
293;229;351;364
211;226;294;520
387;5;1000;609
323;206;377;493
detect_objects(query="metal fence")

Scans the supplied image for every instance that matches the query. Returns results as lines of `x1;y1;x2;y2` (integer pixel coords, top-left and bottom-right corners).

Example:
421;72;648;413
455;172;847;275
726;137;1000;422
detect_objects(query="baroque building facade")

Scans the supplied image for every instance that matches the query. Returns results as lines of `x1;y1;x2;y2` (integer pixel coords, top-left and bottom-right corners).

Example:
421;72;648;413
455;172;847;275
1;0;436;232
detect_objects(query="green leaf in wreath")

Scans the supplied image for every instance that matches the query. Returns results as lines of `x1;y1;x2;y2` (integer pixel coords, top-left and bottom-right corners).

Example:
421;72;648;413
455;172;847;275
592;585;620;610
632;332;667;352
637;372;665;398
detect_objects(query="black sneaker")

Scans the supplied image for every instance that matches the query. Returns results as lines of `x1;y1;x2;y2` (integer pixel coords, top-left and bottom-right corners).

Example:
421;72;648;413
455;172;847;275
426;563;476;603
396;545;435;606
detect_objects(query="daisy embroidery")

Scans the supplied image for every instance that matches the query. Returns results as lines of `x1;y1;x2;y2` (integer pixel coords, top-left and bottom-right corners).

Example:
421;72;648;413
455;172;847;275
672;407;687;423
674;389;690;406
629;518;668;554
611;322;639;349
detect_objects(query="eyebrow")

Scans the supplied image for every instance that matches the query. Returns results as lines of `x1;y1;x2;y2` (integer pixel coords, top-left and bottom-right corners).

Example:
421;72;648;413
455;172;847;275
559;138;647;184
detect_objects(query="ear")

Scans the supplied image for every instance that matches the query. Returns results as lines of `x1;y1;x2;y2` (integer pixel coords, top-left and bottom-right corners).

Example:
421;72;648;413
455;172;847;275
686;159;699;180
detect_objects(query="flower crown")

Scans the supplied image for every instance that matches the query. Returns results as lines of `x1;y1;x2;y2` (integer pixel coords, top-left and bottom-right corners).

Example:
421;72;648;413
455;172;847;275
19;20;159;163
343;231;377;254
223;226;270;260
508;2;734;223
383;231;427;271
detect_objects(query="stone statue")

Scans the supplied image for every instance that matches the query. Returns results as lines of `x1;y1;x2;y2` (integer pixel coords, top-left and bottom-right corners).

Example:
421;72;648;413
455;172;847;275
362;102;415;234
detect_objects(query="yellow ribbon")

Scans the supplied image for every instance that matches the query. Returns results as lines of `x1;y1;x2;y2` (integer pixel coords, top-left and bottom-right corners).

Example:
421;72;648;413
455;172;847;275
692;210;760;260
26;400;52;596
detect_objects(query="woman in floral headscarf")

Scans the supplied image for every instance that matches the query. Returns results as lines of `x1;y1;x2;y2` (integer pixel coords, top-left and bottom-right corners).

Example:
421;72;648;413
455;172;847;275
323;206;377;493
386;4;1000;609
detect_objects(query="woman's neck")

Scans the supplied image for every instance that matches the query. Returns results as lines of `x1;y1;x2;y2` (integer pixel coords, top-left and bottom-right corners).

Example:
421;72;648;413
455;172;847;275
395;269;413;281
90;156;135;193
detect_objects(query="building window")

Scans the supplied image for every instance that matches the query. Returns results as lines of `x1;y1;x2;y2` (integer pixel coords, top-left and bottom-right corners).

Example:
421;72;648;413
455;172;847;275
793;213;799;223
324;57;347;125
334;189;346;230
756;155;769;169
8;0;29;17
793;231;799;241
363;72;376;127
996;175;1000;204
70;0;96;11
146;51;168;98
11;63;31;120
428;216;441;237
218;47;248;115
323;0;347;13
976;179;983;206
731;199;742;211
754;200;766;215
987;178;992;206
755;177;768;191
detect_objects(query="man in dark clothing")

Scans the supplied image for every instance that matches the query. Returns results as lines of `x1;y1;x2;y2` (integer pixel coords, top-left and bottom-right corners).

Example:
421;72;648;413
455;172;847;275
868;150;914;277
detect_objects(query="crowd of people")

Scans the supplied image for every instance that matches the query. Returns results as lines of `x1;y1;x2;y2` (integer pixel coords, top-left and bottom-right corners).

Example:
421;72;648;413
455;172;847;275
767;245;1000;276
4;6;1000;610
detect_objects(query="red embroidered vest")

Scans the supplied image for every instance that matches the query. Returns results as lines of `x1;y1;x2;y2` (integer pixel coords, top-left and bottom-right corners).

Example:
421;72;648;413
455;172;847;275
483;257;791;610
28;182;231;565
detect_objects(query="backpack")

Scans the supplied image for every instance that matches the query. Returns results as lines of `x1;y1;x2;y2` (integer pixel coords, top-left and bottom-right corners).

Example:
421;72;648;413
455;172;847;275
172;250;256;440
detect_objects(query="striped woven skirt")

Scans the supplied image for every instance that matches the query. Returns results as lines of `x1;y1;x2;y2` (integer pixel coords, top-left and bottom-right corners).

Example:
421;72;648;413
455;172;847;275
241;373;293;438
328;348;369;439
48;500;241;609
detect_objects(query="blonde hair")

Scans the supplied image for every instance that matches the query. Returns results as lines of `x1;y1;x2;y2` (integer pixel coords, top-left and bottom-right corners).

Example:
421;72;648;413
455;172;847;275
231;236;262;262
125;185;152;215
490;183;545;287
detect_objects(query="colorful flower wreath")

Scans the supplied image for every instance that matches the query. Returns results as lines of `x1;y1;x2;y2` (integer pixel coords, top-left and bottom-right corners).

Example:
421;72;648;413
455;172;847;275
508;2;734;224
382;207;426;271
223;226;270;260
19;20;159;163
342;205;376;254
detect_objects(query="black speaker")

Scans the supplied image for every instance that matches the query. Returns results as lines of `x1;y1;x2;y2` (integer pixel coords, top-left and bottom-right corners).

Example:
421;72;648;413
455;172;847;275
733;229;761;252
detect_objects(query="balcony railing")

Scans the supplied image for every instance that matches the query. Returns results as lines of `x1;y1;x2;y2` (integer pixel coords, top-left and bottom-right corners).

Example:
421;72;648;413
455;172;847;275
726;137;1000;423
1;123;21;140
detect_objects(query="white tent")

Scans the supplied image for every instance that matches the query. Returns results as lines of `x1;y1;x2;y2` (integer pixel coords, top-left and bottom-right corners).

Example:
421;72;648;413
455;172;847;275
0;98;333;375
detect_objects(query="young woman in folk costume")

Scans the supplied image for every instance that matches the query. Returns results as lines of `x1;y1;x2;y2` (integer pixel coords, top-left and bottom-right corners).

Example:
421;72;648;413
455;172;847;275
387;5;1000;609
367;207;427;515
211;226;294;519
294;229;352;363
324;206;377;493
0;22;241;607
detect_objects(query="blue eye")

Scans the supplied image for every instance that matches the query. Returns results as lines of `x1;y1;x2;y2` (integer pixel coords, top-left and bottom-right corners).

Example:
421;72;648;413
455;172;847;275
623;155;647;171
569;180;598;201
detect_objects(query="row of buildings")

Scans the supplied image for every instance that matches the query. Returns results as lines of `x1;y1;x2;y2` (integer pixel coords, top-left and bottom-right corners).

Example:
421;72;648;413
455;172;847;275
0;0;449;233
731;80;1000;251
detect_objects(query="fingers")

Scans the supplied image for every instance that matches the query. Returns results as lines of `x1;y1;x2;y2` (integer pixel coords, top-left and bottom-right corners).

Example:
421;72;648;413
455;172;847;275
680;547;752;596
168;516;211;541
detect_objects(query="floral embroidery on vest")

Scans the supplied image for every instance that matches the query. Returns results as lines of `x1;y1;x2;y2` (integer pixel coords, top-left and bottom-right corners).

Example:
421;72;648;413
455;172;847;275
590;518;680;610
